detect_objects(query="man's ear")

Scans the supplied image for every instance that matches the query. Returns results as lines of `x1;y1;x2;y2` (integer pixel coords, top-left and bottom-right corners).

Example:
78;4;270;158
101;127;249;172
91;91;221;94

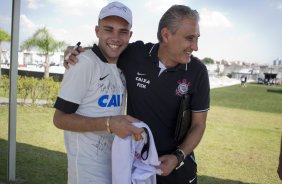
129;31;133;38
95;25;99;37
161;27;171;43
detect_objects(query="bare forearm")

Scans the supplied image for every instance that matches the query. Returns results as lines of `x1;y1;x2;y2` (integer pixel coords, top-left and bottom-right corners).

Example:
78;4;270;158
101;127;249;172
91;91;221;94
280;135;282;158
179;112;207;156
53;109;144;138
158;113;206;176
53;109;106;132
279;135;282;163
278;134;282;180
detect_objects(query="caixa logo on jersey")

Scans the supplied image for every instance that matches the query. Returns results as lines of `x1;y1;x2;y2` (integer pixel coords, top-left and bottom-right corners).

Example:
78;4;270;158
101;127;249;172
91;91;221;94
176;79;191;96
98;94;124;107
135;72;150;89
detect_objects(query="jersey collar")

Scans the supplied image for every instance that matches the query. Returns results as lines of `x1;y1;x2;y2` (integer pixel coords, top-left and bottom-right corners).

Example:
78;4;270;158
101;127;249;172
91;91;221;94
91;44;108;63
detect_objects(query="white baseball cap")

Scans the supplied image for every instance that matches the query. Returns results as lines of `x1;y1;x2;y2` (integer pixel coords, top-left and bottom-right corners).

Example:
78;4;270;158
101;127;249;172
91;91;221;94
99;1;132;26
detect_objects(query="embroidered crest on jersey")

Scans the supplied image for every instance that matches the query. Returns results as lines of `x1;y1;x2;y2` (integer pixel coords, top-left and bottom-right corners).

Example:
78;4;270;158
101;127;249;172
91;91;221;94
176;79;190;96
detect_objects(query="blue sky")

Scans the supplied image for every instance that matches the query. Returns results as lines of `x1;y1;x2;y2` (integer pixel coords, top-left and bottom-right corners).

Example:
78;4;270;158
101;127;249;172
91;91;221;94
0;0;282;64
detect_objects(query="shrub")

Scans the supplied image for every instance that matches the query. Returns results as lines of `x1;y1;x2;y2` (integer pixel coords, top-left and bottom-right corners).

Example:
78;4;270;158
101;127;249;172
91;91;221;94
1;76;60;106
0;75;9;96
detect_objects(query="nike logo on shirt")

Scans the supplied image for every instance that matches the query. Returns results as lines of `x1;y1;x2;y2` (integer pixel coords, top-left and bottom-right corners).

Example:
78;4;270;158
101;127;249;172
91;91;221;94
189;176;196;183
137;72;146;76
99;74;109;80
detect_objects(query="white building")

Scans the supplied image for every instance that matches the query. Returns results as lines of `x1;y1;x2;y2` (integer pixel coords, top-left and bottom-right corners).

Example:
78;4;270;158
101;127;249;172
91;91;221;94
1;50;64;66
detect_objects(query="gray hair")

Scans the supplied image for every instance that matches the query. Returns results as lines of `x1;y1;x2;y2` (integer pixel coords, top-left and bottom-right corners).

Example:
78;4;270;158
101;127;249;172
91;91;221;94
157;5;199;42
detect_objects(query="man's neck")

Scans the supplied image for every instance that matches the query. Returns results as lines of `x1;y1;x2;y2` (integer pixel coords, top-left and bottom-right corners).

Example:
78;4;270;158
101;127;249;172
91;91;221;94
98;45;117;64
157;45;177;68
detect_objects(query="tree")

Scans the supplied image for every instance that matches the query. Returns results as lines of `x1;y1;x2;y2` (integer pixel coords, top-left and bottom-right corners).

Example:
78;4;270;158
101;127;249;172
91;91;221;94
0;28;11;75
20;27;65;78
201;57;214;64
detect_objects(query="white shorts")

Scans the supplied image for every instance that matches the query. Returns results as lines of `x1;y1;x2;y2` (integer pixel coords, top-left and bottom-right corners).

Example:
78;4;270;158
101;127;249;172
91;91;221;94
64;131;114;184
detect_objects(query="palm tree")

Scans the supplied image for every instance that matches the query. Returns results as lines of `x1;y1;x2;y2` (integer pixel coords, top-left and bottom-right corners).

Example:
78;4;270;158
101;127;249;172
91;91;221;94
0;28;11;75
20;27;65;78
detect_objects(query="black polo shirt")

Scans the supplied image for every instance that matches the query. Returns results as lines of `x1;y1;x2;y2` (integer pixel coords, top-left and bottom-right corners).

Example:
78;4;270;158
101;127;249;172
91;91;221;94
118;41;210;154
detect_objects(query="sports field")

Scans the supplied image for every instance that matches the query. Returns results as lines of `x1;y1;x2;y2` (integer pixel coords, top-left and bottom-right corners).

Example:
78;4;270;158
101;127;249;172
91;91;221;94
0;83;282;183
196;83;282;184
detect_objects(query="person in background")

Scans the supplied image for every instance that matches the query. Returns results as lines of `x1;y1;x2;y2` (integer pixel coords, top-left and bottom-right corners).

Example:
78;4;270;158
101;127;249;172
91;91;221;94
278;135;282;180
65;4;210;184
240;75;247;87
53;2;143;184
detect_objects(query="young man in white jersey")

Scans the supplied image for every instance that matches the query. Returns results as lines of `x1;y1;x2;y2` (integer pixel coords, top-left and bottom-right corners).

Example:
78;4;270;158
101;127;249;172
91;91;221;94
53;2;143;184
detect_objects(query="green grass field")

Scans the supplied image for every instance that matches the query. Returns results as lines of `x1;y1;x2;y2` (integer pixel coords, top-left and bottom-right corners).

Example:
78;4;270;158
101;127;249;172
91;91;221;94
196;83;282;184
0;106;66;184
0;83;282;183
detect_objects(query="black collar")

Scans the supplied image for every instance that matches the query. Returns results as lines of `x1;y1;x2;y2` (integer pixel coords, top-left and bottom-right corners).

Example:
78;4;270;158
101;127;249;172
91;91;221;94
91;44;108;63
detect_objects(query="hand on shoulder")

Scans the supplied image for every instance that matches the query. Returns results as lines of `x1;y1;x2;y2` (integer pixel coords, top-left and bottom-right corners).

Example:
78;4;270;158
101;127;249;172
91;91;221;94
64;46;87;69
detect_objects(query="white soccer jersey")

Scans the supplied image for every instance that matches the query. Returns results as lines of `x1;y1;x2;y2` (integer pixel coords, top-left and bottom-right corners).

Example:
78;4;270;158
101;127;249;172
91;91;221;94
112;122;161;184
57;49;126;184
58;49;126;117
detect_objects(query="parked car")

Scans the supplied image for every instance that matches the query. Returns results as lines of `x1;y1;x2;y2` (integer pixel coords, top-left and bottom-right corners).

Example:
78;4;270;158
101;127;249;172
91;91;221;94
257;78;264;84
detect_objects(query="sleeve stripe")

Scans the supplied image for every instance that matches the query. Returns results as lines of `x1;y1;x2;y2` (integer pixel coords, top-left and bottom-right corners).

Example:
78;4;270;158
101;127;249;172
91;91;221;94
54;97;79;113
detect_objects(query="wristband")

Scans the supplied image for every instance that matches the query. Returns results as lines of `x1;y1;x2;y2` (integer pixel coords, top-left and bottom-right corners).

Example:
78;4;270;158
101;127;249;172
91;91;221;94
106;117;112;133
172;149;185;170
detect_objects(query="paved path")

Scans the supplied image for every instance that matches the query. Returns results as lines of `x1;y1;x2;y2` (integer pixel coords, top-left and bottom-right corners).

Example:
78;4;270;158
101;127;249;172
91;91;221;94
209;76;242;89
0;97;48;105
